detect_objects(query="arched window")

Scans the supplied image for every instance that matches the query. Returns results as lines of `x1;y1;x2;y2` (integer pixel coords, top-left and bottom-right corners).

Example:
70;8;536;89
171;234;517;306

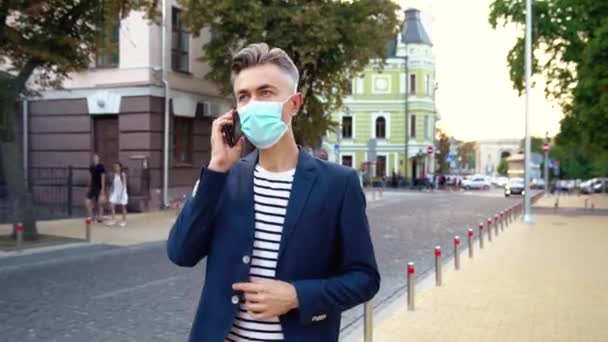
375;117;386;139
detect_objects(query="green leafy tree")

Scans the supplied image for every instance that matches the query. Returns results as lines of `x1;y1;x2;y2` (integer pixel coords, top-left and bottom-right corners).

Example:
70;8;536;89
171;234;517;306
490;0;608;179
436;129;450;174
0;0;156;240
178;0;399;147
458;141;476;171
497;158;509;175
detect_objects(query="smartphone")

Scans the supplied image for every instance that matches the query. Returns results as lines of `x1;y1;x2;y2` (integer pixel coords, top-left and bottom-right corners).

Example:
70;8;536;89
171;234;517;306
222;109;243;147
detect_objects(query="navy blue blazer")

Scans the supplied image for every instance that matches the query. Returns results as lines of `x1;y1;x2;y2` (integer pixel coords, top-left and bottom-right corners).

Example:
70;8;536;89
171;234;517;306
167;149;380;342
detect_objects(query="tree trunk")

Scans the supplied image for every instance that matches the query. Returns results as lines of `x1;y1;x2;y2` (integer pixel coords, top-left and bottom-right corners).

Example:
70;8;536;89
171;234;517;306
1;141;38;240
1;62;40;240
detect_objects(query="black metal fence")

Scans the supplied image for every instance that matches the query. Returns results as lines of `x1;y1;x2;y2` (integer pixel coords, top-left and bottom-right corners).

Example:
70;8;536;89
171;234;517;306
0;166;151;224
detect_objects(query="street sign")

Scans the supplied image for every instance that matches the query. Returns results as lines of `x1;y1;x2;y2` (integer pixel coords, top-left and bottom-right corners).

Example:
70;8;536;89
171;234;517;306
542;143;549;152
427;146;434;155
334;144;340;153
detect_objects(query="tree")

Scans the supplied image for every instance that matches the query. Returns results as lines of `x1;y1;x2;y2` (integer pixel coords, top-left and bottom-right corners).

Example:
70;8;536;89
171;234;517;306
458;141;476;171
178;0;400;147
497;158;509;175
436;129;450;174
0;0;155;240
489;0;608;179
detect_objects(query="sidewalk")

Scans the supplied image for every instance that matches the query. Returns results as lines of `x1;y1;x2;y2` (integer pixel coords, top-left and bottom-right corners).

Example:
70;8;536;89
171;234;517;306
364;194;608;342
0;209;179;255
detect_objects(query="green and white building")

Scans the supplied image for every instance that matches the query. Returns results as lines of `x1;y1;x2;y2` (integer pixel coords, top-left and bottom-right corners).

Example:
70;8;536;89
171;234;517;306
324;9;439;181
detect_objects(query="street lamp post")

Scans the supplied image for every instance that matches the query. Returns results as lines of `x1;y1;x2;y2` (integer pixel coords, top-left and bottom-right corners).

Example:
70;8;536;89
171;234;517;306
544;132;549;196
523;0;533;223
403;54;409;180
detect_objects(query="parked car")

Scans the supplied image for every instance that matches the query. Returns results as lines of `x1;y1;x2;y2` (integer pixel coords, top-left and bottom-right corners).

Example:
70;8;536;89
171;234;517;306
531;178;545;189
581;178;608;194
505;178;525;197
462;175;491;190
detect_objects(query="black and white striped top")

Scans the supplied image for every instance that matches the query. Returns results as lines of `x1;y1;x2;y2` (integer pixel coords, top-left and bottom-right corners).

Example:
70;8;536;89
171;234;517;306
226;165;295;342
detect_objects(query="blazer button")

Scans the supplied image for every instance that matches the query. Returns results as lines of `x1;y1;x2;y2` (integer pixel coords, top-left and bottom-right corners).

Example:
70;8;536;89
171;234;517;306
242;255;250;264
231;295;239;305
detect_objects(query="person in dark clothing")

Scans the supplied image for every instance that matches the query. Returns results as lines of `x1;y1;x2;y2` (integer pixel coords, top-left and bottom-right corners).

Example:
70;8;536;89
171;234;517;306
85;153;106;222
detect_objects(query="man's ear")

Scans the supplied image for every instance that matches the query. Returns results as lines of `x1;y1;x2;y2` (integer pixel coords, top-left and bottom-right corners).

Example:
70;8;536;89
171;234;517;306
290;92;304;116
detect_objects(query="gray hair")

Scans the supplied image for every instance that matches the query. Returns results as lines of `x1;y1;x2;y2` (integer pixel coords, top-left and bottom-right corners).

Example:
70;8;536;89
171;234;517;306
231;43;299;91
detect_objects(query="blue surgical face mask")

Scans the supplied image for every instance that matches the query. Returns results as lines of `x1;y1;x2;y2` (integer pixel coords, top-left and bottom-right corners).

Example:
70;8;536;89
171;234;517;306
238;98;291;149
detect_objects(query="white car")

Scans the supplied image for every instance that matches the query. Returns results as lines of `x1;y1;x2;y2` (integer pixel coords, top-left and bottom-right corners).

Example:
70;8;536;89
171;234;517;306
492;176;509;188
462;176;491;190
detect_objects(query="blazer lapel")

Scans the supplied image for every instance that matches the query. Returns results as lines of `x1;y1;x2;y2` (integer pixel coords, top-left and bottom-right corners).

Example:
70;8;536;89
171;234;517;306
278;150;318;260
240;150;258;241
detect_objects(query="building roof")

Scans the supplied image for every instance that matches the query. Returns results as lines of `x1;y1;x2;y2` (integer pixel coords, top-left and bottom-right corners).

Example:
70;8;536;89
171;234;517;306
386;8;432;57
401;9;432;46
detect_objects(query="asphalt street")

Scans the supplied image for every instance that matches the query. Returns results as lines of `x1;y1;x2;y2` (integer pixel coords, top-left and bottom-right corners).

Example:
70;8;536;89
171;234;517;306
0;189;521;341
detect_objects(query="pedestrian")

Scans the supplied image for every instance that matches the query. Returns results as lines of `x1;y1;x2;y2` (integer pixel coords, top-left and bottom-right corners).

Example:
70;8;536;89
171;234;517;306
107;162;128;227
167;43;379;342
85;153;106;223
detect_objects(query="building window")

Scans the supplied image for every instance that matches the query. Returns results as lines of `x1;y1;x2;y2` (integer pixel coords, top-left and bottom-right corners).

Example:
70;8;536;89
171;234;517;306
174;117;193;164
376;155;386;177
375;117;386;139
342;116;353;139
425;75;431;96
344;80;353;96
410;114;416;138
342;155;353;167
424;115;430;139
95;20;119;67
172;7;189;73
409;74;416;94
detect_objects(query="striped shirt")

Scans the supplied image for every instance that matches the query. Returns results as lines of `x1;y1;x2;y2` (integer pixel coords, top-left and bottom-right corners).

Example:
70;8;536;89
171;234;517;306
226;165;295;342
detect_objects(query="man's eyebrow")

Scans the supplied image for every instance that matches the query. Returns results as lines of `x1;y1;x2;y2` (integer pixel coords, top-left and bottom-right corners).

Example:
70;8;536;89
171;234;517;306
257;84;277;91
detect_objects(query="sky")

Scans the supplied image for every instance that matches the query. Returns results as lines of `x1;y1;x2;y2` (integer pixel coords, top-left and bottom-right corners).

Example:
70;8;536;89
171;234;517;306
394;0;564;142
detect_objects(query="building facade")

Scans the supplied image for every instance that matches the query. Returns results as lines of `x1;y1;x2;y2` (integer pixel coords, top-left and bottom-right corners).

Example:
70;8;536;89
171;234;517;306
474;139;520;175
324;9;438;182
18;1;229;211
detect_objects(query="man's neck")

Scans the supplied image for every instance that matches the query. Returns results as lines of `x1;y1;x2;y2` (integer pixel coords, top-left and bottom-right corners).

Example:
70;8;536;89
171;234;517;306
258;133;299;172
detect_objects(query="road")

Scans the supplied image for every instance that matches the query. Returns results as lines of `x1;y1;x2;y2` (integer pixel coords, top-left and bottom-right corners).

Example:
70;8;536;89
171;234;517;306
0;189;521;341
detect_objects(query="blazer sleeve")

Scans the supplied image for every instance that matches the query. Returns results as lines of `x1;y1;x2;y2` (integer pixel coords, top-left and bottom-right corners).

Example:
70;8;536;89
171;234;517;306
166;167;227;267
292;170;380;324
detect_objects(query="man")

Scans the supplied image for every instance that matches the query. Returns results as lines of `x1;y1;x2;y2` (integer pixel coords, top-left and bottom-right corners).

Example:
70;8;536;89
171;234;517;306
167;43;379;342
85;153;106;222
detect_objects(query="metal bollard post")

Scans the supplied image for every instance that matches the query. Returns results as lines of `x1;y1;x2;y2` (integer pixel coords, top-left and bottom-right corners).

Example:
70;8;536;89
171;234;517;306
434;246;442;286
85;218;92;243
487;218;493;242
494;215;499;237
407;262;415;311
500;211;505;230
16;223;24;252
478;222;484;249
468;229;474;258
591;203;595;211
454;236;461;270
584;198;588;210
364;302;373;342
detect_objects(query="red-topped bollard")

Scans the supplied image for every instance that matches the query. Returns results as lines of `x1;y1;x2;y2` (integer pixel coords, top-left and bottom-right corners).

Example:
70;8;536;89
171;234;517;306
500;211;505;230
435;246;442;286
478;222;485;249
494;214;499;236
85;218;92;243
407;262;415;311
487;218;493;242
468;229;475;258
454;236;461;270
16;222;24;252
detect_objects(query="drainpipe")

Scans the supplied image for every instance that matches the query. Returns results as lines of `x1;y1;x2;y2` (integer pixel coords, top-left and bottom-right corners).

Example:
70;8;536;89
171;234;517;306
161;0;170;208
22;99;28;187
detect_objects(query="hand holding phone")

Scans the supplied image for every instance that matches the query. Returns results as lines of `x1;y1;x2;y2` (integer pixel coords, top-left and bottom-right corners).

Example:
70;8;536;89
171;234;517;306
208;110;244;172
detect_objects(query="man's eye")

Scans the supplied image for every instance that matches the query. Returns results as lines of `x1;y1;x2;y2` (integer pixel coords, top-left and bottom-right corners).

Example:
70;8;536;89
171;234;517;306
261;90;272;96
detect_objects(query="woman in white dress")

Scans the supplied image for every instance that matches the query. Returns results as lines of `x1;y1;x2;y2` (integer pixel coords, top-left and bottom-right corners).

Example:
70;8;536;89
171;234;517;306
108;162;128;227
